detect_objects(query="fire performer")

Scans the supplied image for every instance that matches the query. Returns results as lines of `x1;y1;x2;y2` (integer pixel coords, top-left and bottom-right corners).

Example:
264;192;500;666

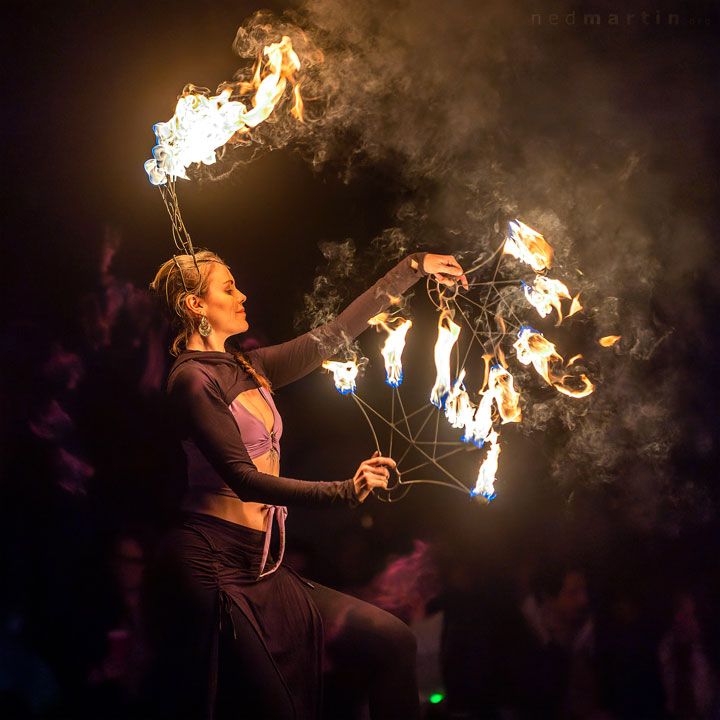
144;249;467;720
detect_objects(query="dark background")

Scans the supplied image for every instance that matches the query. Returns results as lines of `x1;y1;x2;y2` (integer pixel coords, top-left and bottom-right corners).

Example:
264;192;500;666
2;0;719;716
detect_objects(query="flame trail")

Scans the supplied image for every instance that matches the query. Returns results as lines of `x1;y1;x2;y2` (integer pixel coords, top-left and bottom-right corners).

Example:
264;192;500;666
144;36;303;186
599;335;621;347
514;326;594;398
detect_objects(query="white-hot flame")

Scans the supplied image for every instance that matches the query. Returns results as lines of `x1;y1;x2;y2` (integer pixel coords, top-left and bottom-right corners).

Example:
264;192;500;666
145;36;302;186
471;430;500;501
368;313;412;387
323;360;359;395
504;220;553;272
523;275;571;324
430;312;461;408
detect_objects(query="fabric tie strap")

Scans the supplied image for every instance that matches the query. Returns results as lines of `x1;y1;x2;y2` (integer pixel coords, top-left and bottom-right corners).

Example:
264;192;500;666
257;505;288;579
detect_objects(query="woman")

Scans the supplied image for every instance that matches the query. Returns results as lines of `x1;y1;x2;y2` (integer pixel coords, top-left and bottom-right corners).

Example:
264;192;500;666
145;249;467;720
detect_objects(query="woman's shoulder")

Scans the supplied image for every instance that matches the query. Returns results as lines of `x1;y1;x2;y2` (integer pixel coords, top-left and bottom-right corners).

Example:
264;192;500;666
167;351;235;394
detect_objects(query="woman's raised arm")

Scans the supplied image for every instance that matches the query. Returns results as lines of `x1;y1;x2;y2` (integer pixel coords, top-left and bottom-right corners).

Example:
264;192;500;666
248;252;466;390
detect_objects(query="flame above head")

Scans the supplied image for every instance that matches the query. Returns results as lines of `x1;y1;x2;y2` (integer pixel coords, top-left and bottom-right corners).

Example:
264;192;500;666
471;431;500;502
523;276;572;324
322;360;359;395
144;36;302;186
503;220;554;273
513;326;594;398
368;313;412;387
599;335;621;347
488;365;522;423
430;311;461;408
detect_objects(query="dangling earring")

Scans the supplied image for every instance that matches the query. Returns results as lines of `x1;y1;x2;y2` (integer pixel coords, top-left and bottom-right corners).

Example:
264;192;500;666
199;315;212;337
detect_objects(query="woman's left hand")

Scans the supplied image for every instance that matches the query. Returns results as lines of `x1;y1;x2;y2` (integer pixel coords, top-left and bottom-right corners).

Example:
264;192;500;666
423;254;469;290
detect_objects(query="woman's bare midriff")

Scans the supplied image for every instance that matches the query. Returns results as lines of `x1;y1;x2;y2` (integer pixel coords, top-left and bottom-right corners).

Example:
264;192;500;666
181;388;279;532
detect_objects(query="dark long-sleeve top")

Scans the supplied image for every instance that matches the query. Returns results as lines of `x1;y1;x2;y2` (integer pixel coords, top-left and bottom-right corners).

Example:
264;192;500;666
166;253;428;508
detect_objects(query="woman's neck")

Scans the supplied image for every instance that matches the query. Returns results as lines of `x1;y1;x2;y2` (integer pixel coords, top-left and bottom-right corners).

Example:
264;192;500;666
185;330;229;353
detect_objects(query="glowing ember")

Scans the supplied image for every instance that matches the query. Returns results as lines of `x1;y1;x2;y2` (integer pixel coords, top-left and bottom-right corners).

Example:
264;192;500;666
503;220;554;272
523;275;572;324
599;335;621;347
471;430;500;501
323;360;359;395
430;311;461;408
145;36;302;186
368;313;412;387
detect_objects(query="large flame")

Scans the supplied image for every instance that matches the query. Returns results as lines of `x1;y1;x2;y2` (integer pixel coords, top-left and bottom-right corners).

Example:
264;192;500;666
430;311;461;408
145;36;302;186
368;313;412;387
523;275;572;324
323;360;359;395
513;326;593;398
503;220;554;272
471;430;500;501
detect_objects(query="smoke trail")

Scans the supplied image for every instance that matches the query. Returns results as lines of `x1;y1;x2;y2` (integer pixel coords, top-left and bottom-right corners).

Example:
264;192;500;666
195;0;716;521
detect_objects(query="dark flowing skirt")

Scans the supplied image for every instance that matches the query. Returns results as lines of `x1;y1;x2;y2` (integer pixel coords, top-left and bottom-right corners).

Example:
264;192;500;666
143;512;323;720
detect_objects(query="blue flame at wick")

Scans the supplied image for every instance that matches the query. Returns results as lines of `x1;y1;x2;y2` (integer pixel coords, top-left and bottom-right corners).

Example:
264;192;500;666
470;488;497;501
385;369;403;388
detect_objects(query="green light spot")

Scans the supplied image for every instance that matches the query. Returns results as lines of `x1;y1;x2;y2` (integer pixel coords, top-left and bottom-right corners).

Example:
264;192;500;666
429;693;444;704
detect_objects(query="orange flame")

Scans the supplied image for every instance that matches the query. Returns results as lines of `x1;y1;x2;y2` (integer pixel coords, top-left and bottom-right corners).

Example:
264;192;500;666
322;360;359;395
568;293;583;318
513;327;594;398
430;311;461;408
145;36;302;185
599;335;621;347
503;220;553;272
368;313;412;387
488;365;522;423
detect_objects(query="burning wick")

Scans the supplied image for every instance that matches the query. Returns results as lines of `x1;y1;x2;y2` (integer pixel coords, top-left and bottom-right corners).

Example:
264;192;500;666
322;360;359;395
368;313;412;387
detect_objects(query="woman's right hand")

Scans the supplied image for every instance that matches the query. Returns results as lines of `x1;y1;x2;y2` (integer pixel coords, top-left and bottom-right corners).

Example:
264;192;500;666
352;451;396;502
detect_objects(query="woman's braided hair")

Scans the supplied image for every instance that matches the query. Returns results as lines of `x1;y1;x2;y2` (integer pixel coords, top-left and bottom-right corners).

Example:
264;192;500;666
149;250;272;392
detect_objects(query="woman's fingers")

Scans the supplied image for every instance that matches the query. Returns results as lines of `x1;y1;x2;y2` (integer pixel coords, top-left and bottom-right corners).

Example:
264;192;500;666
424;254;469;290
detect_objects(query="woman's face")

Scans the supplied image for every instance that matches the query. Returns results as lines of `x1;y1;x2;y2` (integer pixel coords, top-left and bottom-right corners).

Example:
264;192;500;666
197;262;249;337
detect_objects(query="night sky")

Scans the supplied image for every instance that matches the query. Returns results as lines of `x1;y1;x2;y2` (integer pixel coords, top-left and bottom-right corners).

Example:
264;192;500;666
3;0;720;675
